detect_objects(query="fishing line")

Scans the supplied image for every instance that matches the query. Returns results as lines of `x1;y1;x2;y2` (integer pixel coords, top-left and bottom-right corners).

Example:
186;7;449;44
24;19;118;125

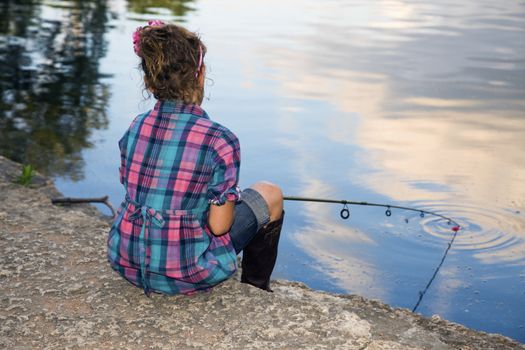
411;226;460;312
283;195;461;312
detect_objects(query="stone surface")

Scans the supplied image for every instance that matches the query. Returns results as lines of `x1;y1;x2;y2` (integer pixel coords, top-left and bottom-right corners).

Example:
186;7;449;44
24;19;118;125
0;155;523;349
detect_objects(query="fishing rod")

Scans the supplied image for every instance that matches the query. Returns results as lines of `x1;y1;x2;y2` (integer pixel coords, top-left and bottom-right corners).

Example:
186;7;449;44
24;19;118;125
51;193;461;229
283;195;461;230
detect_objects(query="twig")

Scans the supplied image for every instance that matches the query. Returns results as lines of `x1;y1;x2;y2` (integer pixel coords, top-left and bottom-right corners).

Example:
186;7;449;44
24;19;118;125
51;196;116;218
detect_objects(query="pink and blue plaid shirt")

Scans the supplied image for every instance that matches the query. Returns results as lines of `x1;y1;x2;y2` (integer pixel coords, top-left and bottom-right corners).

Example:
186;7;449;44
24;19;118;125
108;100;241;295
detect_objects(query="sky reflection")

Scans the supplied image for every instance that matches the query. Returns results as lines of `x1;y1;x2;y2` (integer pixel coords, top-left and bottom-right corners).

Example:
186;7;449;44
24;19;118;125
226;0;525;338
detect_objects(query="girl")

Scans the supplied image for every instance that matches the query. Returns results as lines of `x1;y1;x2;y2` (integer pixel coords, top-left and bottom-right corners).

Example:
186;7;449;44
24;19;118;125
107;20;284;296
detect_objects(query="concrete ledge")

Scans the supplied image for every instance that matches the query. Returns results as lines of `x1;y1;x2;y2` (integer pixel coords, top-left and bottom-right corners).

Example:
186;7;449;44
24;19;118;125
0;155;523;349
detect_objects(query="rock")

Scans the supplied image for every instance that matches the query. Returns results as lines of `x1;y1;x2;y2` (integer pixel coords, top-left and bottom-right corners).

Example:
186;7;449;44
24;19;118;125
0;155;523;349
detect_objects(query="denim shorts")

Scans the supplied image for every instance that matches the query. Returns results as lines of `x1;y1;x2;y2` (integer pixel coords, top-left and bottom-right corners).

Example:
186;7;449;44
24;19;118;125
229;188;270;254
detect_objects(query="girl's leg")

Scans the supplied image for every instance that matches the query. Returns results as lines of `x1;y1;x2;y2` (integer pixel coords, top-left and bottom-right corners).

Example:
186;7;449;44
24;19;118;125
228;182;285;291
229;181;284;252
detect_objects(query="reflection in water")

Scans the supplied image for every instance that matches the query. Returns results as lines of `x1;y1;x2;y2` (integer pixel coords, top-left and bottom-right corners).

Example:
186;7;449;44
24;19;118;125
263;0;525;256
234;0;525;340
126;0;195;17
290;178;385;299
0;0;111;180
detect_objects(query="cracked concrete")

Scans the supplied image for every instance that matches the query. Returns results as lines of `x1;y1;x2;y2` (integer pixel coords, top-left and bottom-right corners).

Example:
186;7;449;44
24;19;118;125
1;155;523;349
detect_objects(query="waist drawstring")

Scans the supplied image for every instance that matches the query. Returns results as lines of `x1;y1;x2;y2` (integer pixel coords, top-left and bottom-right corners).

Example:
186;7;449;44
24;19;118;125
123;193;208;296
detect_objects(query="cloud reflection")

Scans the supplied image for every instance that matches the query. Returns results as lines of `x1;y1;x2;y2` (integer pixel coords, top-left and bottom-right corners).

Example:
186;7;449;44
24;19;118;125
208;2;525;323
288;176;385;298
259;0;525;271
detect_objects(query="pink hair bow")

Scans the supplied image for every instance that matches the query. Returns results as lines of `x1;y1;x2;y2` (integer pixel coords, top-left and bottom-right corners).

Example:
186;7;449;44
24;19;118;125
132;20;166;56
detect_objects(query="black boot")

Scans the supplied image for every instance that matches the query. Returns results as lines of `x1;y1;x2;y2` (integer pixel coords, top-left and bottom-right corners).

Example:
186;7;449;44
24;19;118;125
241;211;284;292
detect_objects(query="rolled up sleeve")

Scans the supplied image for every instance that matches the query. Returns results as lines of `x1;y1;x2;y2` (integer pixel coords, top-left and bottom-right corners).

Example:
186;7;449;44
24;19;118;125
207;130;241;206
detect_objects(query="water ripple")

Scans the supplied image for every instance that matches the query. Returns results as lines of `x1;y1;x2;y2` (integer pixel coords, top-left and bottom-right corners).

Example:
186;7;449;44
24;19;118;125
409;201;525;265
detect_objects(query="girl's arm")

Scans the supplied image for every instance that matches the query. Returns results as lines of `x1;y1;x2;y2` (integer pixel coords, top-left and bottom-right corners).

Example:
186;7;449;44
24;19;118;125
207;200;235;236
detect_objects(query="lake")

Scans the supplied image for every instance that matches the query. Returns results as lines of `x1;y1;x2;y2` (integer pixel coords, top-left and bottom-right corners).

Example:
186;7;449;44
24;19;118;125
1;0;524;342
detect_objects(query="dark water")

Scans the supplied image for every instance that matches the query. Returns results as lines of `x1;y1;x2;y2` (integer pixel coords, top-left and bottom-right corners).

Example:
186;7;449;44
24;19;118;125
1;0;524;342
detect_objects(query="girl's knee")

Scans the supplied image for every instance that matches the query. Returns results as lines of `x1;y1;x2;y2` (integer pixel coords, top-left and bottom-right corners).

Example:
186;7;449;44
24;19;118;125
250;181;282;204
250;181;283;221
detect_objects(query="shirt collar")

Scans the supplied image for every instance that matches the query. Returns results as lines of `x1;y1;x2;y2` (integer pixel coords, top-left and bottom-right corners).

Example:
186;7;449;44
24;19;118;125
154;100;210;120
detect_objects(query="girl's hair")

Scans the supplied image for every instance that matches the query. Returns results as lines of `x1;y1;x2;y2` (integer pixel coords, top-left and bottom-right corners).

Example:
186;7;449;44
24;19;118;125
135;24;206;103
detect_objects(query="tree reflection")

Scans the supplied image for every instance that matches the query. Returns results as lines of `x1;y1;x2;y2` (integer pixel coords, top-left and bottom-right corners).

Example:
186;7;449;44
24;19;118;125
0;0;111;181
127;0;195;17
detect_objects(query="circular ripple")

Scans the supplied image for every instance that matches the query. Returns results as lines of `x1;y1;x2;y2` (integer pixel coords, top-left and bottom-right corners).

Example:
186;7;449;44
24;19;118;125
405;200;525;265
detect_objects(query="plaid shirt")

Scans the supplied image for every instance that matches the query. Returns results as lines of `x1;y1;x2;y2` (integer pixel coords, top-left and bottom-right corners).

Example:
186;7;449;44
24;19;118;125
108;100;241;295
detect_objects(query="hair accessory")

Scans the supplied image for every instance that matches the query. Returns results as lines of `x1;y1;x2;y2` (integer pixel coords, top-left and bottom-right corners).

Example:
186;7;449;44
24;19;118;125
195;45;203;78
147;19;165;27
132;20;166;56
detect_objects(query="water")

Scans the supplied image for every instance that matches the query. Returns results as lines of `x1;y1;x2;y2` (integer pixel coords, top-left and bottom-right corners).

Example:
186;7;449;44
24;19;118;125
1;0;524;342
